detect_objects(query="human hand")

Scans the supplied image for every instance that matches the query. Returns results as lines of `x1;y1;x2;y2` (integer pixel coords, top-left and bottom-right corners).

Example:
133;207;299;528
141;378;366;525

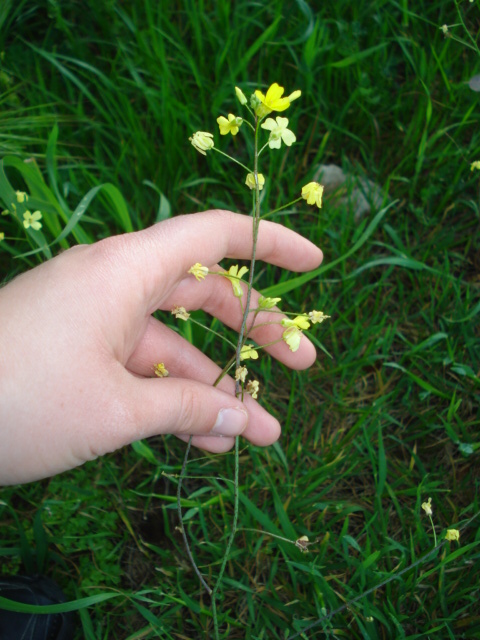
0;210;323;485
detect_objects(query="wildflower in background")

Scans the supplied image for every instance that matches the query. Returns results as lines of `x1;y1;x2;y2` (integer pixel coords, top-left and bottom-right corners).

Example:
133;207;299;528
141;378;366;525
445;529;460;541
246;380;259;399
188;263;209;281
240;344;258;361
0;232;4;242
2;209;10;216
309;310;330;324
223;265;248;297
235;366;248;383
16;190;28;203
282;326;302;352
153;363;169;378
301;182;324;209
217;114;243;136
258;295;281;309
171;305;190;321
421;497;433;517
261;116;296;149
189;131;214;155
254;83;301;118
441;24;449;35
23;210;42;230
470;160;480;171
245;172;265;191
235;86;248;105
281;315;310;331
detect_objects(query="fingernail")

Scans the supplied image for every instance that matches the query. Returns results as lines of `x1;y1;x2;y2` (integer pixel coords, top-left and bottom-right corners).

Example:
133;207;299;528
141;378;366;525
212;408;248;437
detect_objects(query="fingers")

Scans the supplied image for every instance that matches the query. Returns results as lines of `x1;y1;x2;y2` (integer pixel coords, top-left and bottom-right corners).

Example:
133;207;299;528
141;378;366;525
116;210;322;308
125;318;281;447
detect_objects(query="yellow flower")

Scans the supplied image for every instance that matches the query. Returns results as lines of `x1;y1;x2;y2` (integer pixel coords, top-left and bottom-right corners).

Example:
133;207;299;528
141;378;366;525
470;160;480;171
153;363;169;378
240;344;259;361
235;366;248;383
261;116;296;149
188;263;209;281
171;305;190;321
421;497;433;517
246;380;259;399
0;232;4;242
309;310;330;324
282;326;302;352
235;86;248;105
189;131;214;155
23;210;42;230
223;265;249;297
245;172;265;191
258;296;281;309
445;529;460;542
217;113;243;136
281;315;310;331
16;190;28;203
254;83;301;118
301;182;324;209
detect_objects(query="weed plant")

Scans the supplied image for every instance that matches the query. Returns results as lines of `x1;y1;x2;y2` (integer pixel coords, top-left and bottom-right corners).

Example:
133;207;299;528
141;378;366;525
1;1;479;638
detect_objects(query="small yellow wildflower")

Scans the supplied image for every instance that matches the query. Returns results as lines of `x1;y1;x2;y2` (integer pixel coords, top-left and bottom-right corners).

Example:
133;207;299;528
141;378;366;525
441;24;449;35
1;209;9;216
223;265;248;297
261;116;296;149
301;182;324;209
235;86;248;105
254;83;301;118
23;210;42;230
258;296;281;309
153;363;169;378
309;310;330;324
245;172;265;191
0;232;4;242
189;131;214;155
16;190;28;203
281;315;310;331
445;529;460;542
171;305;190;321
421;497;433;517
240;344;259;361
282;326;302;352
235;366;248;383
216;114;243;136
246;380;259;399
470;160;480;171
188;263;209;281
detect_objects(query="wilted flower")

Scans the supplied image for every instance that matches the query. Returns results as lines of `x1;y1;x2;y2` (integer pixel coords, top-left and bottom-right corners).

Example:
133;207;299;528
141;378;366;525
153;363;169;378
245;172;265;191
309;310;330;324
188;263;209;281
171;305;190;321
258;296;281;309
445;529;460;541
217;114;243;135
421;497;433;517
246;380;259;399
235;366;248;383
301;182;324;208
189;131;214;155
261;116;296;149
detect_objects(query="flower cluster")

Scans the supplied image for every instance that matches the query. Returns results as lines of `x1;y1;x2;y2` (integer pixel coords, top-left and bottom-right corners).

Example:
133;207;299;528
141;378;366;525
1;190;44;242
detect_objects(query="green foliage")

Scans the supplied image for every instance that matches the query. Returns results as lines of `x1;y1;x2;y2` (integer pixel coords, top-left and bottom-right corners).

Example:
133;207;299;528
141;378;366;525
1;0;479;638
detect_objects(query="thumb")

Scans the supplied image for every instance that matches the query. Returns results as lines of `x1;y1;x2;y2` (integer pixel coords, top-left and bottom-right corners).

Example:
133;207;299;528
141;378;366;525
114;376;249;448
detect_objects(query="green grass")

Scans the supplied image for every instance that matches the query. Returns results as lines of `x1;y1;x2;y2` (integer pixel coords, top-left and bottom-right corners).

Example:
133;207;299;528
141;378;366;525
1;0;480;637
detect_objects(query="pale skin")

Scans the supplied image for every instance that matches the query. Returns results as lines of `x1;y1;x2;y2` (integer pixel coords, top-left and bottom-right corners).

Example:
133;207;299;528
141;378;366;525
0;210;323;485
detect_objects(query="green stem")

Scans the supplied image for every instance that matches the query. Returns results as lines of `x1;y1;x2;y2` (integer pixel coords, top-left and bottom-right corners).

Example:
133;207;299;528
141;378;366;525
260;196;303;220
211;147;252;173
